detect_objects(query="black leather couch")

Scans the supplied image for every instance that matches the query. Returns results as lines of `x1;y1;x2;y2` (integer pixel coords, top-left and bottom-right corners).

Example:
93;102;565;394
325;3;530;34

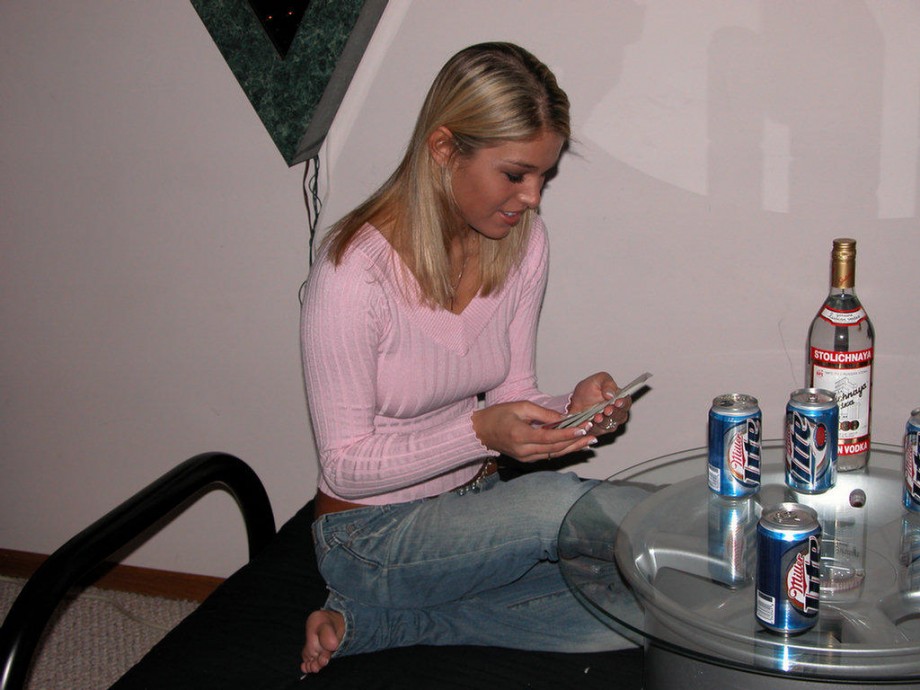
0;453;643;690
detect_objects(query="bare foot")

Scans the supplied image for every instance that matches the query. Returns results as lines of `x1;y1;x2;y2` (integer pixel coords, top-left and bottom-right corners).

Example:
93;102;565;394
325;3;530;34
300;609;346;675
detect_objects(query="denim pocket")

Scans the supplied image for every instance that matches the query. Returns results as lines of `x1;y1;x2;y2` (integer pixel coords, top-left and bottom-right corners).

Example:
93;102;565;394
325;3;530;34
318;505;403;575
311;518;330;570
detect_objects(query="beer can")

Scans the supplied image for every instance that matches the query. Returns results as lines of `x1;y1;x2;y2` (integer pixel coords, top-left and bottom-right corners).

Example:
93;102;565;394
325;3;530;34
790;474;866;603
785;388;838;494
904;408;920;512
755;503;821;635
900;513;920;593
708;393;762;497
708;493;756;588
753;631;812;673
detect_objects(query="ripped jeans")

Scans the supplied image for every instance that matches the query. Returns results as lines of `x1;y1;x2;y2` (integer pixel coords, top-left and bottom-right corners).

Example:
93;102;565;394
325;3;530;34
310;470;649;657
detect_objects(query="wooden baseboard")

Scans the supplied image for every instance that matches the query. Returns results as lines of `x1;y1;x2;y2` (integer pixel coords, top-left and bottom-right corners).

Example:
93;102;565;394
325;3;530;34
0;548;224;602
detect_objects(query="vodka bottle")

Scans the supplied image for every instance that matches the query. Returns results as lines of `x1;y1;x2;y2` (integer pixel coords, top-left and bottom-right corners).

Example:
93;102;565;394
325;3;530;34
807;238;874;471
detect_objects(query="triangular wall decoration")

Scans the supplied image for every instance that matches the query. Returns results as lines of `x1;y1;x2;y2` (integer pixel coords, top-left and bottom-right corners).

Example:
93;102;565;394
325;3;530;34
191;0;387;165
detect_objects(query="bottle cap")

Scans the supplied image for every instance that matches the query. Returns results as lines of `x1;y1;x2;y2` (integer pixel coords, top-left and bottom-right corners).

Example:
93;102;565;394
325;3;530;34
831;238;856;287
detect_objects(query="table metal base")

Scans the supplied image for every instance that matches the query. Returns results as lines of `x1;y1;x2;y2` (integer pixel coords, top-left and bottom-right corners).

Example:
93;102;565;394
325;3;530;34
645;644;920;690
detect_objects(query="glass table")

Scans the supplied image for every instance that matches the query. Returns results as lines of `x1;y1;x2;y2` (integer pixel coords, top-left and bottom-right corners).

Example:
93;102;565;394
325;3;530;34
559;440;920;689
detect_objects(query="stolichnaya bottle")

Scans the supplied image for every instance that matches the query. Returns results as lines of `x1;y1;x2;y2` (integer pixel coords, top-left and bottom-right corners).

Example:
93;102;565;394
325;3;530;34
807;238;874;471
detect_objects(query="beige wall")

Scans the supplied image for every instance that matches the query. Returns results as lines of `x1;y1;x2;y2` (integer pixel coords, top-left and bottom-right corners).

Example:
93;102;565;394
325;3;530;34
2;0;918;577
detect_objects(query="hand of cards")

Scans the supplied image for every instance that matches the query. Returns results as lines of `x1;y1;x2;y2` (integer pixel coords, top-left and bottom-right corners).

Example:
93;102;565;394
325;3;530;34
541;372;652;429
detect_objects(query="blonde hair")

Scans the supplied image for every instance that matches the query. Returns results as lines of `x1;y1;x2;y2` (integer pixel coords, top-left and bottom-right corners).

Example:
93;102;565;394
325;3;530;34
323;42;570;309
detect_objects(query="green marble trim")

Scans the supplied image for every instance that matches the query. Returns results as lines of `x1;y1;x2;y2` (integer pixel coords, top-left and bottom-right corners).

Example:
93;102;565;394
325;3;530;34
191;0;387;166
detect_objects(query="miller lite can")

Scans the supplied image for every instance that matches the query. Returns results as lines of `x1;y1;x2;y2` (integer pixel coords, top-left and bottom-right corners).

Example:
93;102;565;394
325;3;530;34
708;393;762;497
785;388;838;494
708;494;757;588
900;513;920;593
904;408;920;512
753;631;812;673
789;473;866;603
755;503;821;635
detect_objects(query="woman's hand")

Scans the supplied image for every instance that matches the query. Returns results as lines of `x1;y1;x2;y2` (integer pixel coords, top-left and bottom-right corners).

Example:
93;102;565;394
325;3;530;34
570;371;631;436
471;372;632;463
471;401;596;463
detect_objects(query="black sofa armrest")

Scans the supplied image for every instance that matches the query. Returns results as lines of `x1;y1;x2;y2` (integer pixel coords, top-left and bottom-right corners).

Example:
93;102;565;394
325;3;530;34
0;452;275;690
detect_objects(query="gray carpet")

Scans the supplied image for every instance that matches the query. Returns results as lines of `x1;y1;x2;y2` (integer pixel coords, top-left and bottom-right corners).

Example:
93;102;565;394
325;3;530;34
0;576;198;689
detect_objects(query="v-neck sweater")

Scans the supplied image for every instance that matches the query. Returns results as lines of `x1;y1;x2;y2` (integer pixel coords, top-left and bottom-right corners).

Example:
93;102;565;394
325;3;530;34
300;216;568;504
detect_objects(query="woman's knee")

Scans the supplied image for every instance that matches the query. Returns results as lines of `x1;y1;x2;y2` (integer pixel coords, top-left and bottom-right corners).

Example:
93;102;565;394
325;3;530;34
501;471;597;532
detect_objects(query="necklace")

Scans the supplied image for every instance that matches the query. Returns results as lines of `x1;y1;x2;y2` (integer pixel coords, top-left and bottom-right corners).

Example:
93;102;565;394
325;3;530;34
449;234;477;311
453;252;471;289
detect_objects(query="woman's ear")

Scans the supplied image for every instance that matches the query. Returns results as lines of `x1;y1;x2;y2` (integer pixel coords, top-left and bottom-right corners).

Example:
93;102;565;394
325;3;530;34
427;126;456;167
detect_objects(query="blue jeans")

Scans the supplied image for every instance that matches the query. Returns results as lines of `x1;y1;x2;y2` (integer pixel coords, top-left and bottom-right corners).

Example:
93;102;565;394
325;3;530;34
311;470;649;657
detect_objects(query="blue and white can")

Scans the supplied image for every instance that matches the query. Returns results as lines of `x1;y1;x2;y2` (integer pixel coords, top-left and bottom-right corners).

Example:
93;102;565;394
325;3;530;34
753;631;812;673
755;503;821;635
904;408;920;513
900;513;920;592
708;393;762;497
708;493;757;588
785;388;838;494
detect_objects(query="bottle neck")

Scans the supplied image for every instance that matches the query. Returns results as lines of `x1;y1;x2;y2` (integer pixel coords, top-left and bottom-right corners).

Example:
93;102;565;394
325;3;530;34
830;258;855;292
827;285;857;300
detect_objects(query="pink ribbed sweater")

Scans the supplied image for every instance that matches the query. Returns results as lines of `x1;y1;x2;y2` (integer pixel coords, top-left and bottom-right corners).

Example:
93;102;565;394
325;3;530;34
300;217;569;504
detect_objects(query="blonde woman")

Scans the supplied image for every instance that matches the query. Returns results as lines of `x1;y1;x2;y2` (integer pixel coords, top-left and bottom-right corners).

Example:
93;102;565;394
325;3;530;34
300;42;642;674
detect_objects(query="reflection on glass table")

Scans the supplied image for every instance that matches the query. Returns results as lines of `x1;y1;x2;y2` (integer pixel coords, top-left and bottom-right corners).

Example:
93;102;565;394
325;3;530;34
559;440;920;689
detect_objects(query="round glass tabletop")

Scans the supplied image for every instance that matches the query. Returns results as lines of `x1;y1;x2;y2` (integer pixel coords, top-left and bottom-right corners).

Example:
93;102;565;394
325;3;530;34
559;440;920;683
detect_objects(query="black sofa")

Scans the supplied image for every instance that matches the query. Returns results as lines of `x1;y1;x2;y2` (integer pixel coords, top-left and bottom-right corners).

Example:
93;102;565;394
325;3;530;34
0;453;643;690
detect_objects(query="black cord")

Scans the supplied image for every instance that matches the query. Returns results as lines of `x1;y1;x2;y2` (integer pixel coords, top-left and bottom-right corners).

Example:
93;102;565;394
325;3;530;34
300;153;323;305
304;153;322;267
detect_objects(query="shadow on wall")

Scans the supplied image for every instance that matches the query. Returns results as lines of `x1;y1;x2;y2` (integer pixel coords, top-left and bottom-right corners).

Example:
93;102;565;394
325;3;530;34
708;2;885;220
537;1;917;442
567;1;918;231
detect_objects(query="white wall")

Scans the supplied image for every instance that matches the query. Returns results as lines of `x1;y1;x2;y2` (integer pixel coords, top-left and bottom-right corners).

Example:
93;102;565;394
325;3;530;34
0;1;313;576
1;0;918;577
322;0;920;476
